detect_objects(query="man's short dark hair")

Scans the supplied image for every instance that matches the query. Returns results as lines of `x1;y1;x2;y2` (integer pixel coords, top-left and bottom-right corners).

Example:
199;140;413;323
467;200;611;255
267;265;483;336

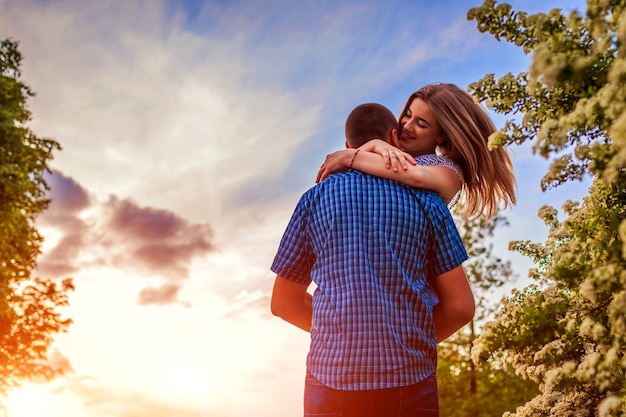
345;103;398;148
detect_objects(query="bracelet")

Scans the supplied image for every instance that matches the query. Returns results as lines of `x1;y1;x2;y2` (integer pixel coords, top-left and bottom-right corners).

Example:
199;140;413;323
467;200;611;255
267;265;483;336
348;149;361;169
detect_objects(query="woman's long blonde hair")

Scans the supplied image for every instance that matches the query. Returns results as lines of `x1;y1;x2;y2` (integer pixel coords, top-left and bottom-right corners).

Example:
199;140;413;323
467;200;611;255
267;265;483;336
400;83;517;220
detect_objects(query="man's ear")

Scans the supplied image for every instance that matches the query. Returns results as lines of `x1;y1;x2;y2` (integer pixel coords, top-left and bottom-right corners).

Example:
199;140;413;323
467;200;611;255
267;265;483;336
389;129;399;147
345;139;351;149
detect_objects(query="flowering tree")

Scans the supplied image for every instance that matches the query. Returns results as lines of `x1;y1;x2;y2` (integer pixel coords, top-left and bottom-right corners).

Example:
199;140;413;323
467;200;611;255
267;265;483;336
437;212;538;417
467;1;626;415
0;38;73;396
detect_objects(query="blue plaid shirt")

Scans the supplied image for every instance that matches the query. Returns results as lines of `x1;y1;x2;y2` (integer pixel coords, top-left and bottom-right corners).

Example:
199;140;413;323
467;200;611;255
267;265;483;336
271;171;468;390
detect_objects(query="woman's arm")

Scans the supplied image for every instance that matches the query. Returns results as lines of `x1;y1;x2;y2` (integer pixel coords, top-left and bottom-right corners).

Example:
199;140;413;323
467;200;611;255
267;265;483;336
353;151;462;204
317;146;462;204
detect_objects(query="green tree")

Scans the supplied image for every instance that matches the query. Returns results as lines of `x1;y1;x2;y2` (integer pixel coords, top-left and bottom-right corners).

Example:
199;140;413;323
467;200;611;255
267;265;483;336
438;211;538;417
467;1;626;415
0;38;73;396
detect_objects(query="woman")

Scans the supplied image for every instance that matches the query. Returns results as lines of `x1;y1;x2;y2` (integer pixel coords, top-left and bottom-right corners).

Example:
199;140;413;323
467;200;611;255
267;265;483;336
317;83;517;220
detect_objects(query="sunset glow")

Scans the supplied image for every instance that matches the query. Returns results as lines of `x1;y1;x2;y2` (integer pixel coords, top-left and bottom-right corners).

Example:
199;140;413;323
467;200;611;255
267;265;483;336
5;384;64;417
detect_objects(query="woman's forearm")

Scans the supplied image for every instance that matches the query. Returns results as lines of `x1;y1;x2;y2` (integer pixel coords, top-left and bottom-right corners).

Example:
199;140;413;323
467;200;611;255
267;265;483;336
352;151;461;203
352;151;426;188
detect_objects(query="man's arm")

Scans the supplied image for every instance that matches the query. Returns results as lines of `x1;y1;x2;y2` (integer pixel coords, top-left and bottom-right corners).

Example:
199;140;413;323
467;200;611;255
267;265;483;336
270;275;312;332
431;265;475;343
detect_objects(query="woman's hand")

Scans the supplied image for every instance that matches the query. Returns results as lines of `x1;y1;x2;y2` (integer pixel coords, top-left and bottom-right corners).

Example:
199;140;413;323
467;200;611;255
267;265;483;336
316;149;355;183
358;137;416;172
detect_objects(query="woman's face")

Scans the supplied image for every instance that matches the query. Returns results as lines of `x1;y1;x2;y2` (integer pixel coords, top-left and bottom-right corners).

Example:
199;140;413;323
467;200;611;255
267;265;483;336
398;98;442;157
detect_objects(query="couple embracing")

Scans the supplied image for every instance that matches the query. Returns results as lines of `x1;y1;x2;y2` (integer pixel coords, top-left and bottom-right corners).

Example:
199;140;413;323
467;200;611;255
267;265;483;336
270;83;516;417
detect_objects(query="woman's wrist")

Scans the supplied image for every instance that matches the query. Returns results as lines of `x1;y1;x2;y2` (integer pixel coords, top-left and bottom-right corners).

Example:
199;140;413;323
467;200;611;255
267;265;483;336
348;149;361;169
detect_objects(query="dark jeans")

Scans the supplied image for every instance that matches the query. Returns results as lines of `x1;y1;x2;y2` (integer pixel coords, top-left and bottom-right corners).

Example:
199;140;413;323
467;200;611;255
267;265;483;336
304;372;439;417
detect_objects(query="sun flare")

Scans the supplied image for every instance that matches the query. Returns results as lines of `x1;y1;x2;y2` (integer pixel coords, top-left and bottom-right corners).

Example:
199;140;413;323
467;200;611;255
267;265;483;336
4;384;63;417
165;364;219;396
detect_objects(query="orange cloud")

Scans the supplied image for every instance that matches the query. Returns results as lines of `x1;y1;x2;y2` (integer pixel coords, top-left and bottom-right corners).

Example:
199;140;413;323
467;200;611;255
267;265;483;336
37;171;217;306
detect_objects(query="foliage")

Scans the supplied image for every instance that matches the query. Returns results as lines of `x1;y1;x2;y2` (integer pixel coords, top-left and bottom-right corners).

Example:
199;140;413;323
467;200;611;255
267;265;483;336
467;1;626;415
0;38;73;396
455;212;513;322
439;331;538;417
438;211;538;417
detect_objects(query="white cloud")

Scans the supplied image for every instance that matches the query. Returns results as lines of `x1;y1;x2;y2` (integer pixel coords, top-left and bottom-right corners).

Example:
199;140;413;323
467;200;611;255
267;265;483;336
407;17;484;65
1;0;323;233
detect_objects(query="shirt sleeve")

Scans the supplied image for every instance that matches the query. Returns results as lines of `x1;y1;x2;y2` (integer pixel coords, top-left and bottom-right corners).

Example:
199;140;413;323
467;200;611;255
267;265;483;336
270;192;315;286
425;201;468;276
414;154;464;183
414;154;463;209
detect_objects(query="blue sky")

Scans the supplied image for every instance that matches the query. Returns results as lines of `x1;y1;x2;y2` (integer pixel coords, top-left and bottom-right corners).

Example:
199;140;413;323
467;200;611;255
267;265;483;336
0;0;589;416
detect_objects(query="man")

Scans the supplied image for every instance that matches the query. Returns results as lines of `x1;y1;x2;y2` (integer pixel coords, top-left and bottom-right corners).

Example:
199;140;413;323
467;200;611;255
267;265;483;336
270;103;475;417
